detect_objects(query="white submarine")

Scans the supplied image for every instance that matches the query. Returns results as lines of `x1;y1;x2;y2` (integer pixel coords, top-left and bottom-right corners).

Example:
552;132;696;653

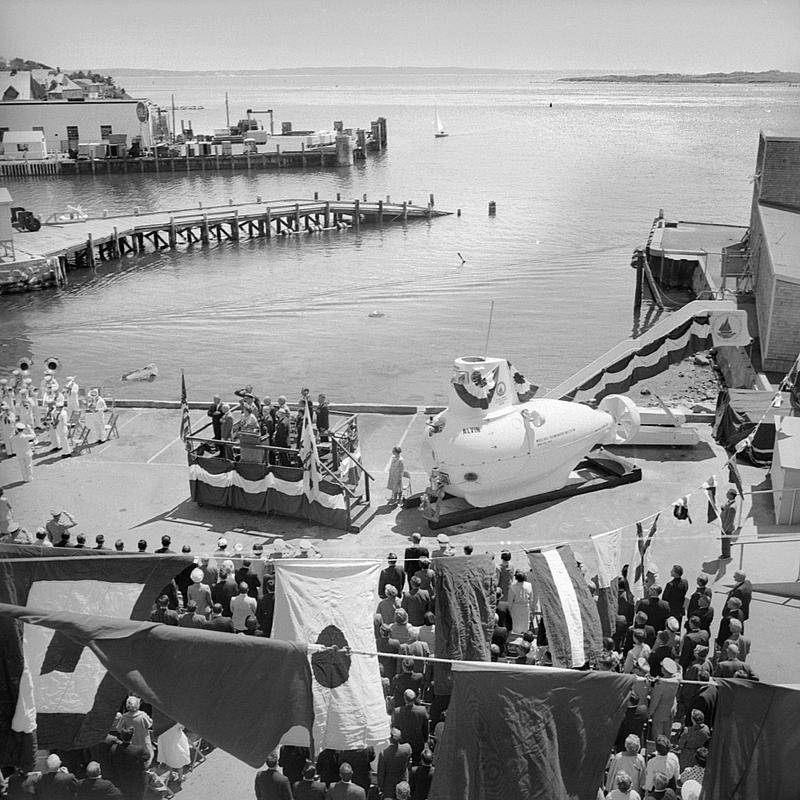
423;356;641;508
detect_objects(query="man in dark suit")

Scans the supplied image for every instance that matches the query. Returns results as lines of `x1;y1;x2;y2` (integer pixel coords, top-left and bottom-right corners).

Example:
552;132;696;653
37;754;79;799
677;616;709;671
391;659;424;709
622;611;656;654
391;690;429;765
491;613;509;658
149;594;179;626
205;603;235;633
377;625;402;681
316;394;330;442
727;570;753;621
335;749;373;795
403;534;429;589
635;584;670;632
377;729;411;800
661;564;688;622
325;763;365;800
685;575;713;627
688;680;718;727
254;751;293;800
219;404;234;460
274;408;291;466
379;554;405;599
207;395;224;442
293;764;326;800
76;760;123;799
409;749;434;800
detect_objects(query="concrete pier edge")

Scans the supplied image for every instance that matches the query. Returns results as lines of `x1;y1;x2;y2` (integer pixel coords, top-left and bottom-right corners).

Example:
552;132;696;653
110;398;714;423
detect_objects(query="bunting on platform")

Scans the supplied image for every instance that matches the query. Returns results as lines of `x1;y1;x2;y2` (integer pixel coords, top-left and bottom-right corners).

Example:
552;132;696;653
0;602;314;769
0;545;192;767
272;560;388;752
559;313;718;403
527;545;601;668
703;476;719;523
428;662;636;800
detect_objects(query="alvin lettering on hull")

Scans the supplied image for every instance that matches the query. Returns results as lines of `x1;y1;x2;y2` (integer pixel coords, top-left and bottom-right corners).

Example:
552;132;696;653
424;356;640;507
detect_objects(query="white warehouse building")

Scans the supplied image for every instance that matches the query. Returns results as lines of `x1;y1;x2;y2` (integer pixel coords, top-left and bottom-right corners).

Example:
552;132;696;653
0;99;157;154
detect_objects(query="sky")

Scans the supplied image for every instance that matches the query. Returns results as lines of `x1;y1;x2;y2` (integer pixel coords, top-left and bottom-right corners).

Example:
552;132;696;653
1;0;799;73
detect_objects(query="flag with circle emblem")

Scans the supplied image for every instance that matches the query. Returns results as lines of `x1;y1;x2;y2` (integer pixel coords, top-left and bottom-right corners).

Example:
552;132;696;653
272;559;389;752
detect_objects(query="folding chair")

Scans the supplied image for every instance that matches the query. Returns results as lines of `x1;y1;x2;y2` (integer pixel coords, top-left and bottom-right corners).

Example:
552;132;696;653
71;424;92;456
105;412;120;440
67;410;82;433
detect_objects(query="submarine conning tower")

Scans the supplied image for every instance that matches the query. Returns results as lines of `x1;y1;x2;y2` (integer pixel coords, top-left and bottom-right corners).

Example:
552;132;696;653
448;356;536;420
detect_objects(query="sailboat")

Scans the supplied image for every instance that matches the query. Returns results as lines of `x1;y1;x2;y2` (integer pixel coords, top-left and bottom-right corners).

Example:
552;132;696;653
434;107;448;138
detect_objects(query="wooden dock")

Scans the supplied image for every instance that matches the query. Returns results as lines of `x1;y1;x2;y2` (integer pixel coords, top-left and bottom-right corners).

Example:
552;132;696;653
1;196;449;292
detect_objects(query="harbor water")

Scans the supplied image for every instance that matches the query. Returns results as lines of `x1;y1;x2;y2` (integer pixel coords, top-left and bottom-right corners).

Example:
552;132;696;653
3;70;798;404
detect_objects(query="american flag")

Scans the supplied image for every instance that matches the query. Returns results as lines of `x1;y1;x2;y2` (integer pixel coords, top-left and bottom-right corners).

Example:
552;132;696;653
180;371;192;441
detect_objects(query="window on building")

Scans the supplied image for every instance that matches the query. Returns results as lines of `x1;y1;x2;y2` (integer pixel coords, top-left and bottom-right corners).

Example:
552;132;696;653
100;125;112;140
0;128;8;142
32;126;44;133
67;125;79;142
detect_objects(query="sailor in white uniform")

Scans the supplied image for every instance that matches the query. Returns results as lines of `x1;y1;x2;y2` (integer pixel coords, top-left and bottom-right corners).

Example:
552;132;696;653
0;402;15;456
11;422;36;482
65;376;81;415
86;389;108;443
53;400;72;456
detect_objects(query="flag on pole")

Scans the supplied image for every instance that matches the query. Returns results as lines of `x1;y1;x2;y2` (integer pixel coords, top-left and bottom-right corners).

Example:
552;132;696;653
180;371;191;442
526;545;602;668
272;560;389;752
728;459;744;499
703;476;719;522
0;602;314;769
298;401;321;498
590;530;622;638
631;514;660;600
428;662;636;800
0;545;193;767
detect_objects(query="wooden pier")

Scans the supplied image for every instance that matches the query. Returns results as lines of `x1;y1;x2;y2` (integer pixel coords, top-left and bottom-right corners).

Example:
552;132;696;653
0;196;449;293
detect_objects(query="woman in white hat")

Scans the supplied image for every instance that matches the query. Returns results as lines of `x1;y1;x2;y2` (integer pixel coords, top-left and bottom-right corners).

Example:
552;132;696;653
187;567;213;618
86;389;107;443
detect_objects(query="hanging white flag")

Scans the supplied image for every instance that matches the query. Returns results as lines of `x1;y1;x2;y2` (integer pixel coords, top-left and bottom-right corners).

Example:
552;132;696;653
297;402;321;499
272;559;389;752
590;530;622;589
710;310;751;347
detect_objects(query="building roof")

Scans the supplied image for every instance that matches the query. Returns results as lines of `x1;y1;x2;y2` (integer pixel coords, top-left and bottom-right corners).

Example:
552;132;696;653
759;203;800;284
0;70;45;101
650;220;748;258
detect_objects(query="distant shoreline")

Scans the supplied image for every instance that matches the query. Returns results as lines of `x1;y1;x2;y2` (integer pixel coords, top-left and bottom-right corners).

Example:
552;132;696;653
560;70;800;84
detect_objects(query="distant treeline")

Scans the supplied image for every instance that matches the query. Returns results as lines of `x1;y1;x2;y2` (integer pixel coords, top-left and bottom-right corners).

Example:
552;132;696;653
560;70;800;84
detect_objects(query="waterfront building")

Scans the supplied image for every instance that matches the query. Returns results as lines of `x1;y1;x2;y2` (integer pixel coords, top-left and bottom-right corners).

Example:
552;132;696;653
747;130;800;373
0;98;157;155
645;129;800;375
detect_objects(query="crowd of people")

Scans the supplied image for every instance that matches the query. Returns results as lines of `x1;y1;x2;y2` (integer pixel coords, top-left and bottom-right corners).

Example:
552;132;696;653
200;386;335;466
0;368;109;484
0;512;760;800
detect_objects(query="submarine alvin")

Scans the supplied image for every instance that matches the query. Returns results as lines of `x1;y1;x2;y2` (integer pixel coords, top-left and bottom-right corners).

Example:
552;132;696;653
423;356;641;508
